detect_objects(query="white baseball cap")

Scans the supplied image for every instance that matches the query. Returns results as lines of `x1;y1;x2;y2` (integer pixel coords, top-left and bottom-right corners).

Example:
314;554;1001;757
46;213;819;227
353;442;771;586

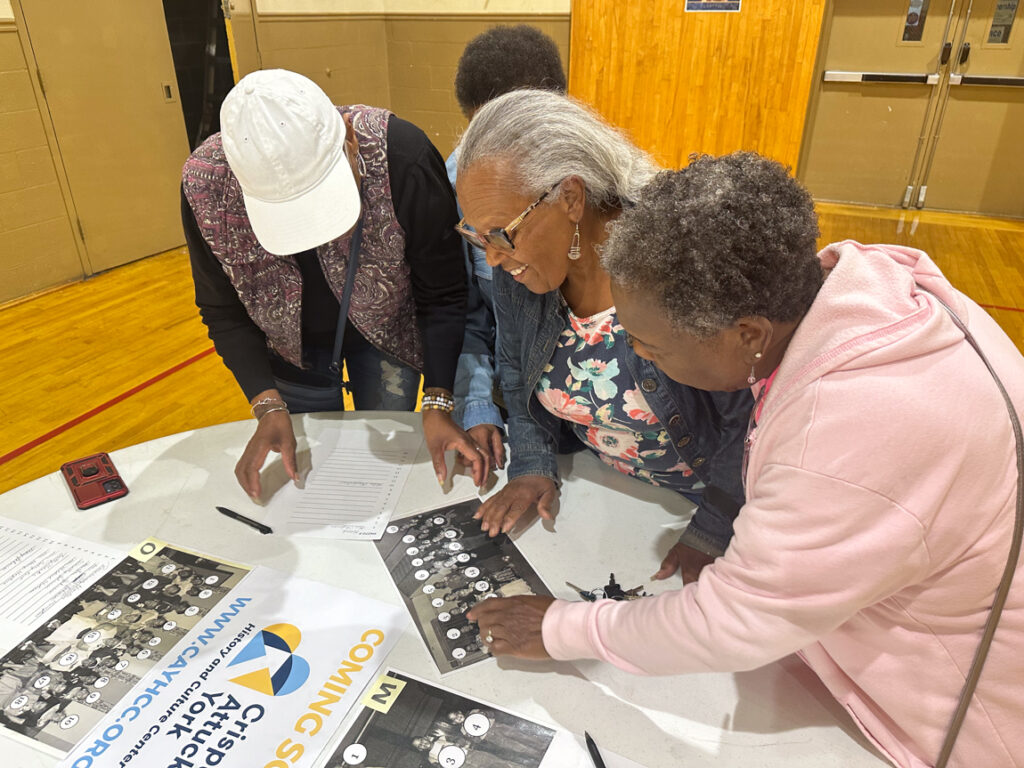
220;69;360;256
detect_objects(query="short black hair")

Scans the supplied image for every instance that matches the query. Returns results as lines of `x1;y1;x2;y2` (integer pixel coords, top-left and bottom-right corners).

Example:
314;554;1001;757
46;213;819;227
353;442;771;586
602;152;822;337
454;25;567;117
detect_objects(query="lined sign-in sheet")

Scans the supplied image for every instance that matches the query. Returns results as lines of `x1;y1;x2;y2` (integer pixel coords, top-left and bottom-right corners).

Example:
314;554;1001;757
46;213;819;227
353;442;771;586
0;518;123;651
286;427;421;539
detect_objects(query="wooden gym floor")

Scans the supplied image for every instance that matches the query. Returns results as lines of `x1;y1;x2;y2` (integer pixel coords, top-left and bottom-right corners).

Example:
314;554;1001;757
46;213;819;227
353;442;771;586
0;203;1022;496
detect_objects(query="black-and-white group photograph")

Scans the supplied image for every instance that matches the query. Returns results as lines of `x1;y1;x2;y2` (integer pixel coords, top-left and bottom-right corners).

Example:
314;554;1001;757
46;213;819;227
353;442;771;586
376;500;551;674
0;541;249;751
327;670;555;768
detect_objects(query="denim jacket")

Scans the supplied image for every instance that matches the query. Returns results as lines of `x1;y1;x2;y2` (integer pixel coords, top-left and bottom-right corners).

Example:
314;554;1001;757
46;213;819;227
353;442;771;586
493;267;752;556
446;149;503;429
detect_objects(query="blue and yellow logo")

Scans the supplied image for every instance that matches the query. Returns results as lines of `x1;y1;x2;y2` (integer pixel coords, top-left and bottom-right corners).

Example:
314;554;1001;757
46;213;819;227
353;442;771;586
227;623;310;696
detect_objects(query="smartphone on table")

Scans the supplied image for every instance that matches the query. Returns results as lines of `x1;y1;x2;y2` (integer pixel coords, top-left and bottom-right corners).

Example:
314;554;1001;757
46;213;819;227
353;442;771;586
60;452;129;509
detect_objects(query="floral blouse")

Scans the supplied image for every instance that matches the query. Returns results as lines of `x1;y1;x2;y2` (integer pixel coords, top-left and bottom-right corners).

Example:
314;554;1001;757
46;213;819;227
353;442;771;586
535;306;704;498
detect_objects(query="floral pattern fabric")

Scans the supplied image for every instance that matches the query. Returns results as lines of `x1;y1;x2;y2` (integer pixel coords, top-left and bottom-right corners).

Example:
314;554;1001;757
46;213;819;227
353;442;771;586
536;306;703;496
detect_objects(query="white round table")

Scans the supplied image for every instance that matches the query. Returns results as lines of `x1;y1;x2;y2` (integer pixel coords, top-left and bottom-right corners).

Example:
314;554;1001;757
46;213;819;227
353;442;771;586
0;412;886;767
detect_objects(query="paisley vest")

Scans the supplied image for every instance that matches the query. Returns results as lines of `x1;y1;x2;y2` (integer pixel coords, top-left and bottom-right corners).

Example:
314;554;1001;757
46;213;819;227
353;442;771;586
182;105;423;372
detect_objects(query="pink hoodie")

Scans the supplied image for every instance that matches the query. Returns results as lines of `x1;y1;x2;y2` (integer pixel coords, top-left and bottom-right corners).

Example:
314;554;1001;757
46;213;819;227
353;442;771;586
543;241;1024;767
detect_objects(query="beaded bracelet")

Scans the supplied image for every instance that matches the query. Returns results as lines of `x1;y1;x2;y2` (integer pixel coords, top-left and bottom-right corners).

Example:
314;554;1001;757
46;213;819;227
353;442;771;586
421;393;455;413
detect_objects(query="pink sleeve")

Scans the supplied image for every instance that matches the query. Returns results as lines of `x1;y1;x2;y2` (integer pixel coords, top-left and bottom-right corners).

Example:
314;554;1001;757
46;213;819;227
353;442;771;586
541;465;930;675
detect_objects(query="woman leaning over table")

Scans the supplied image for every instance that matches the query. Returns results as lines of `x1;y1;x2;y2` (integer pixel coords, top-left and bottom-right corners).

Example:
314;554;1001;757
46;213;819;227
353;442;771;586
454;90;752;581
469;153;1024;768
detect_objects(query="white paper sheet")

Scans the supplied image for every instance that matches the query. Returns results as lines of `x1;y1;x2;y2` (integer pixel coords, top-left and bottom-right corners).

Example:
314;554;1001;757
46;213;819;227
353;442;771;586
283;427;421;539
0;518;122;652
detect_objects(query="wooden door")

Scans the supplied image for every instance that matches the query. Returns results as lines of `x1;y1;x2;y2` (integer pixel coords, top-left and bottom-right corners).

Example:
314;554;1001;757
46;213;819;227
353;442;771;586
17;1;191;273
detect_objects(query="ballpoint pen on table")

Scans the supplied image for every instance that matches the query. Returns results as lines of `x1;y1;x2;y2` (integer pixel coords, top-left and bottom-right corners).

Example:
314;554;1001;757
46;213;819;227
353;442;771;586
585;731;608;768
215;506;273;535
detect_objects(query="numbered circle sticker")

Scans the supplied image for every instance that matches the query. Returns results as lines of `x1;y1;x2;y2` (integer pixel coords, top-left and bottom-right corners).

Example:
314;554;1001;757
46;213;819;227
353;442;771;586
448;542;463;552
464;713;490;736
184;605;200;617
456;553;471;563
107;608;122;620
437;612;451;623
451;647;466;660
125;593;141;604
414;569;430;581
57;652;78;667
431;597;445;608
446;628;462;640
474;581;491;592
204;575;220;585
163;621;177;631
142;578;159;590
86;691;102;704
464;567;480;579
161;564;176;574
433;516;446;525
198;589;213;599
342;744;367;765
33;675;51;689
59;714;80;730
437;745;467;768
147;637;161;647
115;659;129;671
137;649;152;660
9;695;28;710
422;585;436;595
82;630;102;644
411;558;424;567
95;676;110;688
386;525;399;534
402;534;416;544
443;529;458;539
406;546;420;556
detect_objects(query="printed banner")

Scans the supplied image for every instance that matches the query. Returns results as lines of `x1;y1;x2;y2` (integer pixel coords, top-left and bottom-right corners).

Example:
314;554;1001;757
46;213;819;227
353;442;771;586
685;0;741;11
56;566;406;768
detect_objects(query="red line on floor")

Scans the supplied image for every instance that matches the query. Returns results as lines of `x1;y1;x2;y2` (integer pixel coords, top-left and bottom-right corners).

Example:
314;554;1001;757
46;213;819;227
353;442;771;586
980;303;1024;315
0;347;216;467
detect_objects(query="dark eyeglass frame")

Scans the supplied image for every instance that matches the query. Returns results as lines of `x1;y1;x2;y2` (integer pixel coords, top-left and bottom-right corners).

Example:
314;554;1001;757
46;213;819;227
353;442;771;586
454;180;562;252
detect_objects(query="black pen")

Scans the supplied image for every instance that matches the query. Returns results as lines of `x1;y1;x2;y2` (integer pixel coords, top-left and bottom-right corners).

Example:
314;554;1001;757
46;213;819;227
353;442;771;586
215;506;273;535
584;731;608;768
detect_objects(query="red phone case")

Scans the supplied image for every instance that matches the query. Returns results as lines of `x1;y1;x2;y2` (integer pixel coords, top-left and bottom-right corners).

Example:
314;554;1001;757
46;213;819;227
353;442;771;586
60;453;129;509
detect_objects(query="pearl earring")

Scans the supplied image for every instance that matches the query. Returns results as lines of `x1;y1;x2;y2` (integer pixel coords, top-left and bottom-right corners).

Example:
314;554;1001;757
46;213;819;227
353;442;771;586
747;351;763;385
568;223;581;260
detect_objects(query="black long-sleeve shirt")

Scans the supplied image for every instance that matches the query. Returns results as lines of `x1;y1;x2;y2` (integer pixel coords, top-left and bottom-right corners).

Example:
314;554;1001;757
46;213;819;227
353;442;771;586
183;115;466;401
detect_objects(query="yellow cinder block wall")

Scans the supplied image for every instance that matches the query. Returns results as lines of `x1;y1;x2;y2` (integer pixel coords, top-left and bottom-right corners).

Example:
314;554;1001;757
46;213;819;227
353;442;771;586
0;2;569;305
0;22;83;303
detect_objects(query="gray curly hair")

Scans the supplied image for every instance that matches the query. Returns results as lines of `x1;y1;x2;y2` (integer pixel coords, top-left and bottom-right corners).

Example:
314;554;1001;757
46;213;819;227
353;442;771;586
457;89;657;209
601;152;822;337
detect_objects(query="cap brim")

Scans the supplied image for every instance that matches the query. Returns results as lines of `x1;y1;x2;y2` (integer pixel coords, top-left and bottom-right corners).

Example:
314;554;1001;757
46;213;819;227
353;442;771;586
242;158;360;256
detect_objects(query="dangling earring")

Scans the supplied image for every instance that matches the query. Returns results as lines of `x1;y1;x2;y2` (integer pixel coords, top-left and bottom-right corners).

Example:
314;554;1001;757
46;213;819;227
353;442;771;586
747;351;763;385
568;223;581;260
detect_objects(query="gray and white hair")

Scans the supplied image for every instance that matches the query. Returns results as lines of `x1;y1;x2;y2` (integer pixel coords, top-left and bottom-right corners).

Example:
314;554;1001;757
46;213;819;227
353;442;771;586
457;89;657;209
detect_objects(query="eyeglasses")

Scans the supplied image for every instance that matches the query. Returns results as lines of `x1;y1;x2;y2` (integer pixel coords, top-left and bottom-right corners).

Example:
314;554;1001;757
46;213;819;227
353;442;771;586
454;181;561;252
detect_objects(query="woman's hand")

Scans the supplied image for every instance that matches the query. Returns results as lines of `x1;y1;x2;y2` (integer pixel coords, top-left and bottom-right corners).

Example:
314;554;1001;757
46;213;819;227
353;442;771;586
467;595;555;660
475;475;558;537
235;409;298;500
652;541;717;584
423;409;487;487
467;423;506;470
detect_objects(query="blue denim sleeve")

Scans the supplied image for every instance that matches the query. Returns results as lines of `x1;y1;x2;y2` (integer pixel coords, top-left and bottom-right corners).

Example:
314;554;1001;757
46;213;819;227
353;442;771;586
493;272;560;484
679;389;752;556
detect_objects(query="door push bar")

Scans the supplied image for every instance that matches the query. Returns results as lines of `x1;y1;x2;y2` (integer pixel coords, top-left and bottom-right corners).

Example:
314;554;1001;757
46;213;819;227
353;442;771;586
949;73;1024;87
823;70;941;85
